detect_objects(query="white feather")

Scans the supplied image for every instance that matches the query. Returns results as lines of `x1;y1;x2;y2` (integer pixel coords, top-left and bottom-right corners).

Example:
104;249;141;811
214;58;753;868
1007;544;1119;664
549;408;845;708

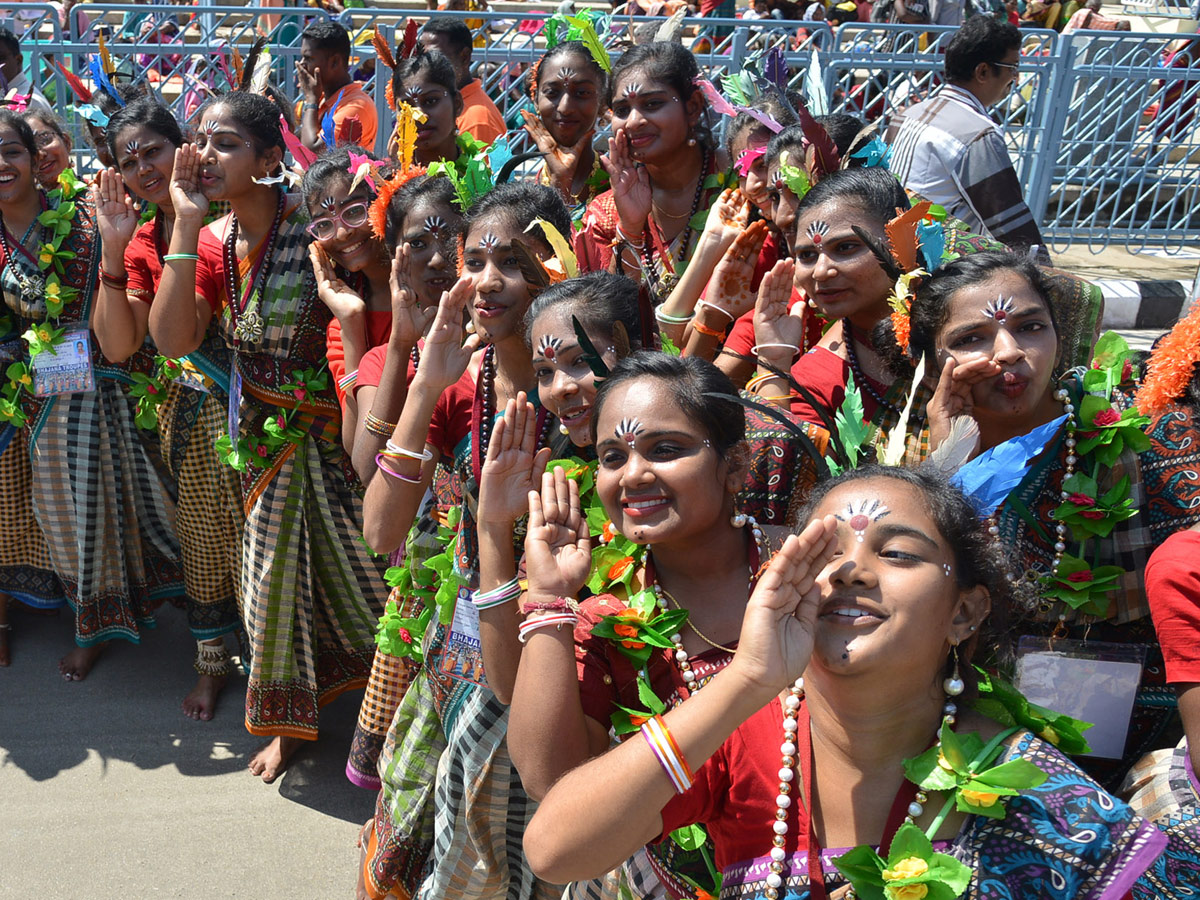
805;50;829;116
879;356;925;467
250;46;272;95
921;416;981;477
654;8;686;43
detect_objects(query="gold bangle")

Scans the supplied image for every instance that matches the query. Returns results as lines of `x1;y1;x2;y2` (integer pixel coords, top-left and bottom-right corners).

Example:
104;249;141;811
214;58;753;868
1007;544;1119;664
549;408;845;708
363;411;396;437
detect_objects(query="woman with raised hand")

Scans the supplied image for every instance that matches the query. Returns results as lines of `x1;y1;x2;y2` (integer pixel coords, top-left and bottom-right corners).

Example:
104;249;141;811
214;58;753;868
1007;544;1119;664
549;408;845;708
521;39;609;209
523;465;1165;898
508;351;793;899
0;108;183;679
358;182;576;900
302;146;393;447
904;250;1177;786
575;41;726;297
389;48;465;166
91;98;242;719
148;90;387;783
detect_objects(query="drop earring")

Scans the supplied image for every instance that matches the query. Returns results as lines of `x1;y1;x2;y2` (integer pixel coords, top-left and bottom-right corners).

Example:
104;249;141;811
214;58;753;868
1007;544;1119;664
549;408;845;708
730;511;747;528
558;422;570;435
687;135;697;147
943;644;965;698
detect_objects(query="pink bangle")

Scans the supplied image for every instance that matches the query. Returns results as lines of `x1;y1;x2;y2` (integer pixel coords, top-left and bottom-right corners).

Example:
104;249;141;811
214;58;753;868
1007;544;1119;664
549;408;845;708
375;453;422;484
517;613;578;644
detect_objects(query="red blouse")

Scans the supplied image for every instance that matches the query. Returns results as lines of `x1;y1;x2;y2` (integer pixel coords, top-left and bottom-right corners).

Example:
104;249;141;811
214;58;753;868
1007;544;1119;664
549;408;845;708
789;346;887;427
124;217;165;303
1146;530;1200;684
327;310;392;410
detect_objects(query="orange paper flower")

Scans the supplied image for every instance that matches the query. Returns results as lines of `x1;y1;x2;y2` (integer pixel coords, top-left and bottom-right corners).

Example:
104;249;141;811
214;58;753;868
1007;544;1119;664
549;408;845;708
368;167;427;241
1136;299;1200;416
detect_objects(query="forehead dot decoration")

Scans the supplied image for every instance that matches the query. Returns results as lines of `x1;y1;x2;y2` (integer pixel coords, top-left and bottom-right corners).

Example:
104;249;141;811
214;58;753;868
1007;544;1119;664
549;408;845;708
557;67;578;82
423;215;446;235
622;82;642;99
320;196;338;211
537;335;564;360
616;417;644;445
982;294;1016;324
478;232;499;251
806;220;830;245
125;139;140;156
405;85;423;102
835;499;890;543
202;120;219;135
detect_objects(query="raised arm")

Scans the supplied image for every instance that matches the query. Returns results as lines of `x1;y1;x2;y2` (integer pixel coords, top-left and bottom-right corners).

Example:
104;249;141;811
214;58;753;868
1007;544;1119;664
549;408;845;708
360;276;480;554
148;144;213;359
507;464;607;798
474;395;551;704
90;168;148;362
523;517;839;883
683;218;768;361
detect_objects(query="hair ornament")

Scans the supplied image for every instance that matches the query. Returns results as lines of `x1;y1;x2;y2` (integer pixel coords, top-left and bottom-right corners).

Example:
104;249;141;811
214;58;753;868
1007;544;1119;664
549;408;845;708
542;11;612;72
367;166;428;240
1136;297;1200;416
372;24;397;72
347;150;383;194
734;143;767;177
694;78;784;133
3;94;30;113
775;151;811;199
86;54;124;109
525;218;579;279
279;115;317;171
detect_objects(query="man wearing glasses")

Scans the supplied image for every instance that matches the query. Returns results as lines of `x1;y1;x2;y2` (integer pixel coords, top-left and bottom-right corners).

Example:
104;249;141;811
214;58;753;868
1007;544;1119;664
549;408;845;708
886;16;1045;252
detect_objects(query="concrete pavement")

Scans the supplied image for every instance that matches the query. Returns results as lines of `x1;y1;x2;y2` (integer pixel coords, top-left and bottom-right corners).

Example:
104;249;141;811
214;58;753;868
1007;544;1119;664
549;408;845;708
0;606;373;900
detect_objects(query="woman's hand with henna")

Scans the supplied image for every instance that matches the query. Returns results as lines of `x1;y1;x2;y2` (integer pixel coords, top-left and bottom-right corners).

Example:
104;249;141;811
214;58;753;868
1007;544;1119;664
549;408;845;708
708;219;769;321
699;187;751;254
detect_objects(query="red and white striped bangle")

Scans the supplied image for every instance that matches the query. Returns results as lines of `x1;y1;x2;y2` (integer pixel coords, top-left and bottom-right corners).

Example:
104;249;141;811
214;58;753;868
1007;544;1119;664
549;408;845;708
517;612;577;644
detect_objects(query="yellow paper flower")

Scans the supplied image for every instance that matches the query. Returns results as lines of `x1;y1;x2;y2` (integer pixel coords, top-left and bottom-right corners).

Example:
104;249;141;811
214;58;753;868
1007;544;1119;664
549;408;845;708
1038;725;1061;746
960;788;1001;808
884;884;929;900
16;372;30;386
937;750;955;773
882;857;929;882
36;327;51;343
38;244;55;265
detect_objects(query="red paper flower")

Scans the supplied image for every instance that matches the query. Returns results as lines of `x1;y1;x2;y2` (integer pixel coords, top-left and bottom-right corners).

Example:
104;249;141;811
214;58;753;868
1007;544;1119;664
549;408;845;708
1092;408;1120;427
1081;510;1106;520
256;445;269;457
276;414;286;429
145;385;159;396
293;387;307;402
1066;493;1095;507
607;556;635;582
398;627;412;644
1066;570;1094;583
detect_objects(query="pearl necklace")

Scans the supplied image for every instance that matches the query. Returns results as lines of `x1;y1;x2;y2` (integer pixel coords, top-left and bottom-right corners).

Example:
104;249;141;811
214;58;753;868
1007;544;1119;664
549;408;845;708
652;515;769;689
764;676;805;899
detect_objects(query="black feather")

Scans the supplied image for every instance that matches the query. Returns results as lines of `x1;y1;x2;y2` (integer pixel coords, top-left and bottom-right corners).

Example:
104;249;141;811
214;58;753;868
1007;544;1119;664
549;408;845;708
239;37;267;92
511;240;550;291
851;225;903;282
572;315;610;380
703;391;828;475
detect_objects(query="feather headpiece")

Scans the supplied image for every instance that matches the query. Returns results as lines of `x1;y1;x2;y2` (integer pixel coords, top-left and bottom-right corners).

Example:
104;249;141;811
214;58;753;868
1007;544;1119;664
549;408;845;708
1135;298;1200;416
368;166;427;240
46;57;91;103
238;37;267;93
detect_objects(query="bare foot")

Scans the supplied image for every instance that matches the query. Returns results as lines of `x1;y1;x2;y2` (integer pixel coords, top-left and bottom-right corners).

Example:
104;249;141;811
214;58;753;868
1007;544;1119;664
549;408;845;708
248;735;304;783
59;644;105;681
182;672;228;721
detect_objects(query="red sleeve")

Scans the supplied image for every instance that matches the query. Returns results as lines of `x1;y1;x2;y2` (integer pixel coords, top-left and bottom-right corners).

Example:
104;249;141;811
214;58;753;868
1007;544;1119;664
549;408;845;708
575;191;618;274
789;347;845;425
327;317;347;406
356;344;388;392
124;222;162;304
1147;530;1200;683
426;367;476;459
195;225;226;313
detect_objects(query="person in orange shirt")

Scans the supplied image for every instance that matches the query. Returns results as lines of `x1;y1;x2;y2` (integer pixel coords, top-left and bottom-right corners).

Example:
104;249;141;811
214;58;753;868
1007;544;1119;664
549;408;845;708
295;20;379;154
419;18;506;146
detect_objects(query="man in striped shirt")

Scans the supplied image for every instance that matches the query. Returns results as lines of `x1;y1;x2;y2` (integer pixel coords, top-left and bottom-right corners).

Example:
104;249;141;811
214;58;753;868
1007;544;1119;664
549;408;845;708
886;16;1045;250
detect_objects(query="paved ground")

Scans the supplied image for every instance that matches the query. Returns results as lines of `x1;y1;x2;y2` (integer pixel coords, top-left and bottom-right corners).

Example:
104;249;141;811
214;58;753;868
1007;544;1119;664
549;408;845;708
0;607;373;900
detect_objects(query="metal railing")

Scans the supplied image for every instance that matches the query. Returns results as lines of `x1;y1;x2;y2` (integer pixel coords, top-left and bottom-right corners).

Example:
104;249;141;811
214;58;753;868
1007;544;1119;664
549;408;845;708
2;3;1200;253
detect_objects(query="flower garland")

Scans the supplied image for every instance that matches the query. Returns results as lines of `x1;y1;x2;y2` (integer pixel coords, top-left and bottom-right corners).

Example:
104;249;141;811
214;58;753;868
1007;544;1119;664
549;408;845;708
0;169;86;429
213;363;330;471
128;355;183;430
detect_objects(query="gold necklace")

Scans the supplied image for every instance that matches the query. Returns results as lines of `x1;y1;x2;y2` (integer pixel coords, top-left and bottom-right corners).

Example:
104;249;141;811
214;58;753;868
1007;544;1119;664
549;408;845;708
656;584;739;654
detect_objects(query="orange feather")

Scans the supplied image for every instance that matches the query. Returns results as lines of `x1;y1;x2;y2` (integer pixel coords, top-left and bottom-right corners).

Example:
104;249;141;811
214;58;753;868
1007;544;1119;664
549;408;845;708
373;25;396;71
884;200;932;273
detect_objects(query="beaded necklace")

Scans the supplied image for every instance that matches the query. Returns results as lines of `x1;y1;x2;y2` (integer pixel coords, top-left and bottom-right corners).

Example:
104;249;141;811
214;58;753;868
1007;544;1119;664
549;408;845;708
639;147;710;298
222;189;286;346
650;515;770;686
470;343;551;483
841;317;896;415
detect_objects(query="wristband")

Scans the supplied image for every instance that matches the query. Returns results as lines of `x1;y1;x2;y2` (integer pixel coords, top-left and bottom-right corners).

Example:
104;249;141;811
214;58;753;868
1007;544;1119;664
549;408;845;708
100;270;128;288
163;253;200;262
614;223;645;249
641;714;695;794
474;577;522;610
302;102;319;111
517;612;578;643
696;300;734;323
383;439;433;462
691;318;725;339
751;343;801;357
375;453;422;483
655;308;694;324
363;411;396;437
519;595;581;615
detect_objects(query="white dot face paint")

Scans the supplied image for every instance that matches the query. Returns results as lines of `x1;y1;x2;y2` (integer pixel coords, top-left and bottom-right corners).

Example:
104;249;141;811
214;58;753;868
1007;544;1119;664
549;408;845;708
615;416;644;445
405;86;423;102
622;82;642;99
556;67;578;83
944;564;952;577
536;334;563;360
202;120;219;135
125;139;140;156
478;232;499;251
835;499;891;543
982;294;1016;325
806;219;830;245
423;215;446;236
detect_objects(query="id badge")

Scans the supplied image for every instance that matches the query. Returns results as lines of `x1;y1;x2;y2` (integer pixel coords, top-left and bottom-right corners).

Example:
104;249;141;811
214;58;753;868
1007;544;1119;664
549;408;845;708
1015;636;1146;759
439;586;487;686
32;326;94;397
227;363;242;443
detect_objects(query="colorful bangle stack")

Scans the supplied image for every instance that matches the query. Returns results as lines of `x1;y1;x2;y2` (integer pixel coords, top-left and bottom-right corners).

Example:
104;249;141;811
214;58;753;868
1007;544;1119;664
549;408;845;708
745;372;784;393
641;714;695;794
614;223;644;249
655;308;694;325
692;318;725;340
474;577;522;611
338;369;358;393
100;269;128;289
363;411;396;437
375;453;421;483
383;439;433;462
517;612;577;643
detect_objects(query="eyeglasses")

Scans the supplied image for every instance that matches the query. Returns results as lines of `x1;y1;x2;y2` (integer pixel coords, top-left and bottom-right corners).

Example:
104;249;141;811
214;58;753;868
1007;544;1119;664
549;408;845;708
307;201;371;241
992;60;1020;73
33;131;59;148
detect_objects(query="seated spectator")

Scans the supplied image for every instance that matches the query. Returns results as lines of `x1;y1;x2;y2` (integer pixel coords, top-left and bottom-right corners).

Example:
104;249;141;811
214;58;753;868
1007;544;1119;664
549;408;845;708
1061;0;1130;32
420;18;506;146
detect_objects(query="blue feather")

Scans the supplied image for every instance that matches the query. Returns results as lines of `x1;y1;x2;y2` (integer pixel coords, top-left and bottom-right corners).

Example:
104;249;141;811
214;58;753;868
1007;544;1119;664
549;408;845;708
951;415;1067;517
87;54;124;108
764;47;788;92
917;219;945;273
850;136;891;169
487;136;513;176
